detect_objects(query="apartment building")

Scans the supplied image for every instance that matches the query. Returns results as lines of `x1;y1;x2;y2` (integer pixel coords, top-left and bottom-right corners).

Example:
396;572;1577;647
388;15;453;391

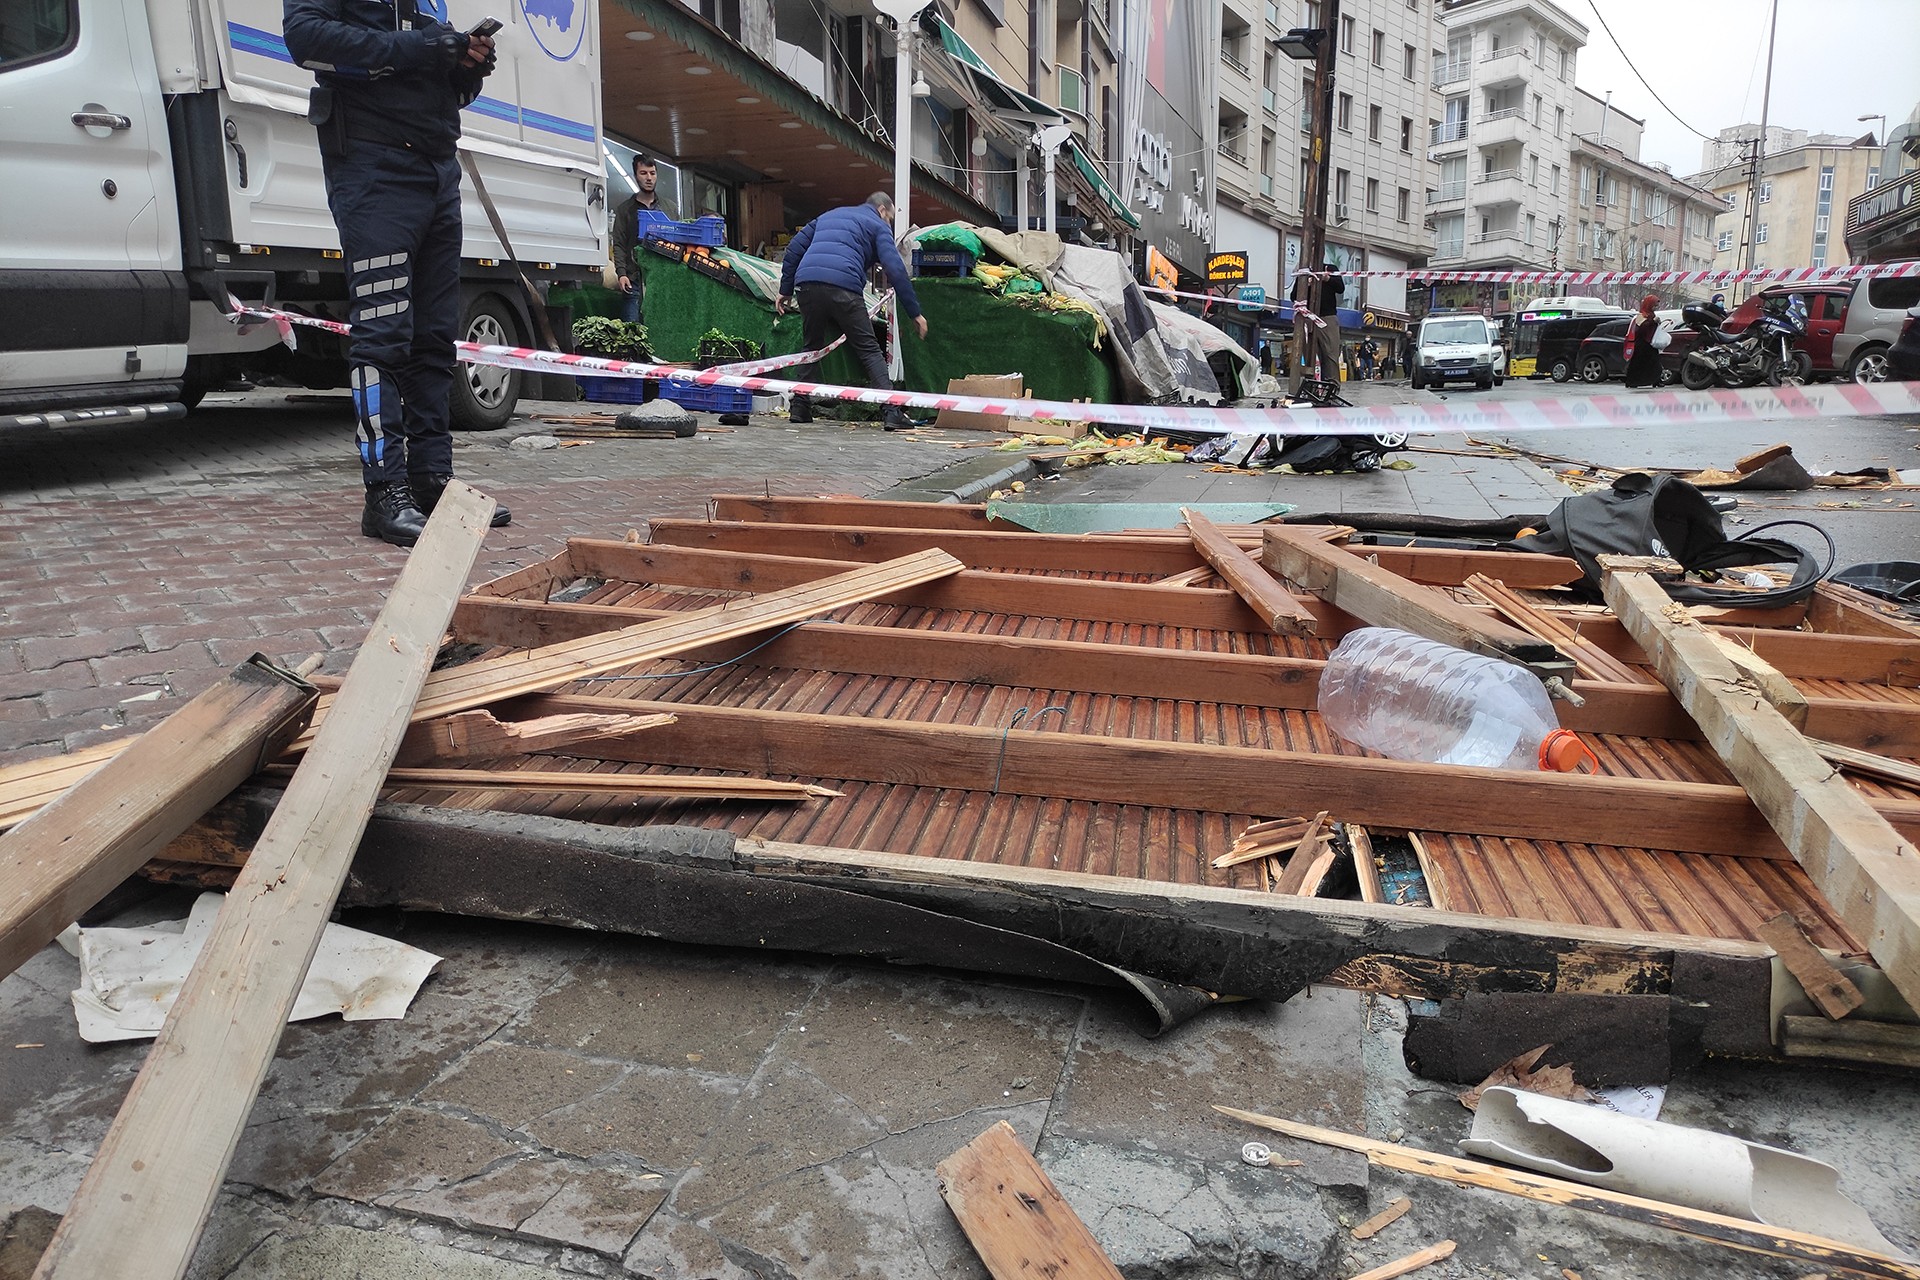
1564;89;1720;307
1426;0;1586;313
1688;129;1884;274
1210;0;1437;353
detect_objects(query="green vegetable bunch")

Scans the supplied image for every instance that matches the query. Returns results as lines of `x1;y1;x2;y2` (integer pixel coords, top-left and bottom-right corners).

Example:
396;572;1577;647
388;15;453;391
572;317;653;361
695;328;763;363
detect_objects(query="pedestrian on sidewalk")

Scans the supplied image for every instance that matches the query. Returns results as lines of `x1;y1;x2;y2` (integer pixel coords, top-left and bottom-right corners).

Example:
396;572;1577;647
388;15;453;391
1358;336;1378;380
1623;293;1663;389
775;194;927;431
1288;263;1345;394
284;0;512;546
610;154;676;324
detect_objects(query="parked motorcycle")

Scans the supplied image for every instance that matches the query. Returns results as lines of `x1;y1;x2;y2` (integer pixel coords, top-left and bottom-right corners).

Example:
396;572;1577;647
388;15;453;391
1679;294;1807;391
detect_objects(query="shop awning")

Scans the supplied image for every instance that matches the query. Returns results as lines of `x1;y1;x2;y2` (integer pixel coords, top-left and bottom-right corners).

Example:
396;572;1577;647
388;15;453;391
933;18;1063;126
1069;138;1140;229
602;0;998;228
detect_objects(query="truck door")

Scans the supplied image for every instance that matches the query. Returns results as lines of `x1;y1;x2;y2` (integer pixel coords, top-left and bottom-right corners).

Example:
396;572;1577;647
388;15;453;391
0;0;186;398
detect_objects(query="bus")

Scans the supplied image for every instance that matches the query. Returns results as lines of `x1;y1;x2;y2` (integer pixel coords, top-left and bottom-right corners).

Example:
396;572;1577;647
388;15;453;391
1509;304;1632;380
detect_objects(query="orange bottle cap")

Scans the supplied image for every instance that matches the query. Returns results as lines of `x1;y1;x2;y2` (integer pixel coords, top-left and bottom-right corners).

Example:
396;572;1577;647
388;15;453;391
1539;729;1599;773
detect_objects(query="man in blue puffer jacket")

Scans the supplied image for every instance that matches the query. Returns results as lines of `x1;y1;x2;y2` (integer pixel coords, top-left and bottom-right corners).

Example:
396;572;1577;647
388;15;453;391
775;194;928;430
284;0;511;545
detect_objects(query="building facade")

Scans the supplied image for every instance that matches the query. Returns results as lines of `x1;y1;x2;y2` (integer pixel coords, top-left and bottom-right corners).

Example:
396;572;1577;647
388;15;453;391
1425;0;1587;316
1688;129;1884;275
1564;89;1721;308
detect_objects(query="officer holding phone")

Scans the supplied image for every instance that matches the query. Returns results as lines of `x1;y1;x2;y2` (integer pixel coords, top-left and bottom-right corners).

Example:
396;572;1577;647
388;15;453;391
284;0;513;545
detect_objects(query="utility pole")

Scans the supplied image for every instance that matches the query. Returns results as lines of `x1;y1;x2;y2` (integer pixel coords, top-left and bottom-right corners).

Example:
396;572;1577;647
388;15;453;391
1738;0;1778;294
1300;0;1340;316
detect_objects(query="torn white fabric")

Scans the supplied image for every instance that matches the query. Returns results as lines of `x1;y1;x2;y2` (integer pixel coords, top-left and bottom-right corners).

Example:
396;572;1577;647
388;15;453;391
1462;1086;1907;1256
58;892;442;1044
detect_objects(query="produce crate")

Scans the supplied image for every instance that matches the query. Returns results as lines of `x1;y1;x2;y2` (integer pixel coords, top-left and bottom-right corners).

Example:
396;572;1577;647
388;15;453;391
911;247;975;277
638;210;727;247
577;375;656;405
656;380;755;414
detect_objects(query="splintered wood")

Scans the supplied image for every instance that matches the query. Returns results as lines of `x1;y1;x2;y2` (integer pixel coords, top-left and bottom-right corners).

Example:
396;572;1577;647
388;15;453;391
937;1121;1122;1280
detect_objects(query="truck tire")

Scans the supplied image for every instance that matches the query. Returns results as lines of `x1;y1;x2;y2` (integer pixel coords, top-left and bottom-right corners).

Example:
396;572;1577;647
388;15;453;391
450;293;522;431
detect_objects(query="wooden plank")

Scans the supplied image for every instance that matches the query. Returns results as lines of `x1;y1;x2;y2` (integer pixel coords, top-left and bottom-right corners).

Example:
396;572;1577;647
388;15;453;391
652;517;1584;589
449;594;1920;757
710;493;998;529
1185;507;1316;635
1349;1241;1456;1280
1352;1195;1412;1240
1810;581;1920;640
0;658;315;980
1780;1015;1920;1068
376;767;839;801
1705;632;1809;730
1271;814;1333;895
1349;825;1385;905
936;1120;1123;1280
1754;912;1866;1020
465;544;578;600
31;481;497;1280
1808;737;1920;792
392;710;672;766
1263;526;1576;681
1603;564;1920;1014
1215;1107;1920;1279
1466;573;1654;686
522;692;1920;858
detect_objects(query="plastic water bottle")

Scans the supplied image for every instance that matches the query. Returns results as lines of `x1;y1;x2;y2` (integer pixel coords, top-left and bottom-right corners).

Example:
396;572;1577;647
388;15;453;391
1318;627;1597;772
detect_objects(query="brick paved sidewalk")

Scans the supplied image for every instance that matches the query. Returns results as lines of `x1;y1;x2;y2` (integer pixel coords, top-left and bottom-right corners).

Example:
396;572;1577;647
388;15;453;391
0;394;960;762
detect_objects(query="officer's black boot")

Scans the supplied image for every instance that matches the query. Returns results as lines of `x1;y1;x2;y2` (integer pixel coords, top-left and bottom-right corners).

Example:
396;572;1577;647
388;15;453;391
788;393;814;424
411;473;511;527
882;407;914;431
361;483;429;547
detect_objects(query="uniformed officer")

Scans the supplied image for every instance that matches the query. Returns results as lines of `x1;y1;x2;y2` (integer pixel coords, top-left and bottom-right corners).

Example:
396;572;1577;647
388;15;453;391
284;0;512;545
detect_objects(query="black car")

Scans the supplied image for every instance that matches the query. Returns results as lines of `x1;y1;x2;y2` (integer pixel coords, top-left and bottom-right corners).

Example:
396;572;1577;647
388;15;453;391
1574;318;1686;384
1888;305;1920;381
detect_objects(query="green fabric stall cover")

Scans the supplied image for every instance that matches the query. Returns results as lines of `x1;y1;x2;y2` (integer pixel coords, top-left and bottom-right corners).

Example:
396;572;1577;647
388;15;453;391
637;260;1118;406
549;282;622;322
901;278;1116;405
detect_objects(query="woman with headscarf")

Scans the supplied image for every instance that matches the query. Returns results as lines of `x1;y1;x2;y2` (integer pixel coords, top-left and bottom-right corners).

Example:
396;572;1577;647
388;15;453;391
1623;293;1664;388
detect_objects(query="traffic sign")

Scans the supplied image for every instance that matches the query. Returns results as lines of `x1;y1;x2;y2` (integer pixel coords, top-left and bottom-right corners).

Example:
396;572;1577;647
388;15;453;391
1236;285;1266;311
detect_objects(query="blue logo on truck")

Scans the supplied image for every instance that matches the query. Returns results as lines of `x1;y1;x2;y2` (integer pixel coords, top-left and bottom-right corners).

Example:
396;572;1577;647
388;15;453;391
518;0;583;61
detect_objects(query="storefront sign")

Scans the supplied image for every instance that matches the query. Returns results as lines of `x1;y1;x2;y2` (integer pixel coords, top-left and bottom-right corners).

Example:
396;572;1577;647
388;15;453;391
1144;245;1178;291
1208;252;1249;285
1236;284;1265;311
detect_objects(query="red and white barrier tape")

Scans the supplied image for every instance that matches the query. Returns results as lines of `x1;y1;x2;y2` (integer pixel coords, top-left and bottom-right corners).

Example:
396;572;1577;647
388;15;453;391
702;292;892;375
228;301;1920;438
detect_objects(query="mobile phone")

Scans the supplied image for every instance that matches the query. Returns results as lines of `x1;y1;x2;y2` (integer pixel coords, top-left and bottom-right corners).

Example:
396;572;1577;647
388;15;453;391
468;16;502;37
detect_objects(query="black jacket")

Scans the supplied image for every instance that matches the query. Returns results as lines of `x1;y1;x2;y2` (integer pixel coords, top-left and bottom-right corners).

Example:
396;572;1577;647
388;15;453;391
610;192;677;279
284;0;489;158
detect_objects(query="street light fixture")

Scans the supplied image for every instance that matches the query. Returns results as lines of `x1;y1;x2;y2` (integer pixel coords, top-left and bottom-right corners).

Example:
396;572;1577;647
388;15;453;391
1859;113;1888;145
1275;28;1323;61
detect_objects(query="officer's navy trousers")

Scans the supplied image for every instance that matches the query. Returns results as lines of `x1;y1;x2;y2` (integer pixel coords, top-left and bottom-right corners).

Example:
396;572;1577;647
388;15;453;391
321;140;462;487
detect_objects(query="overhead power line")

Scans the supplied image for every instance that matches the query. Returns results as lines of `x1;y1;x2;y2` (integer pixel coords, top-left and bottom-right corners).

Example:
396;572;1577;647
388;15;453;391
1580;0;1717;142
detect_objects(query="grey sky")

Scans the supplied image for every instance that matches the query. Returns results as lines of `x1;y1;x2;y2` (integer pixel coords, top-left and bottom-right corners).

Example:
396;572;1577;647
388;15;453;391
1563;0;1920;177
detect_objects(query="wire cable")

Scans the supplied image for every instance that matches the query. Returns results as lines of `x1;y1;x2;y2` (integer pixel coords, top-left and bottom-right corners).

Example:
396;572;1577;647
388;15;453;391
1579;0;1716;142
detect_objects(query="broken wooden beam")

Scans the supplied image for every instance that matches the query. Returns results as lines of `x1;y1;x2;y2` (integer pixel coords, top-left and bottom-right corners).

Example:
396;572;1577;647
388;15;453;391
1603;562;1920;1015
392;709;671;766
0;656;316;980
373;767;840;802
32;480;497;1280
1806;738;1920;793
1780;1015;1920;1069
1185;507;1316;635
1215;1107;1920;1279
1262;525;1577;682
1754;912;1866;1020
1465;573;1654;686
937;1120;1123;1280
1349;1240;1456;1280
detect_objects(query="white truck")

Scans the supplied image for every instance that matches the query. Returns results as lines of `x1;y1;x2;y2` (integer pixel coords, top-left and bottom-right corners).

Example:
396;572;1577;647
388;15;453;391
0;0;606;430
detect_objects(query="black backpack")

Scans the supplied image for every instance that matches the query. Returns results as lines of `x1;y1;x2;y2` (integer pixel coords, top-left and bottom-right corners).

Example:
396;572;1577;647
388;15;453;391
1504;472;1827;607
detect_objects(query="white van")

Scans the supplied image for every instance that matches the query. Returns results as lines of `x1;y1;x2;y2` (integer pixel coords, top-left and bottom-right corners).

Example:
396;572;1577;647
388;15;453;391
1412;311;1507;391
0;0;606;430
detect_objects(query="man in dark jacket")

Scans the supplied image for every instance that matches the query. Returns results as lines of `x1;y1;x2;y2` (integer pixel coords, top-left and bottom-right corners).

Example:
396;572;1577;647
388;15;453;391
283;0;510;545
610;154;675;323
776;193;927;431
1288;261;1345;394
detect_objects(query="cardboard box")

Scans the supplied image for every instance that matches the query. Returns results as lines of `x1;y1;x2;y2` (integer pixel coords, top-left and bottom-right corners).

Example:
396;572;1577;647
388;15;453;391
933;373;1025;432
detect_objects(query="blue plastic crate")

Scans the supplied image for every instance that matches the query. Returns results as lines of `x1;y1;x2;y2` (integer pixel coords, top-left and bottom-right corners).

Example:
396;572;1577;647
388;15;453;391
657;380;754;414
637;209;727;247
911;247;975;277
577;374;654;405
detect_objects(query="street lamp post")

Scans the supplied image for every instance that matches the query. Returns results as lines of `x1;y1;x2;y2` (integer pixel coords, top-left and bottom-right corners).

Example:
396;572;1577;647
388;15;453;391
874;0;932;233
1034;123;1074;236
1278;1;1338;360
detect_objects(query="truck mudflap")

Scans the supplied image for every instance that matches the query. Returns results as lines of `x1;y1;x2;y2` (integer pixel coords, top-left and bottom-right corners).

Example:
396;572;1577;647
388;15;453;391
4;403;188;432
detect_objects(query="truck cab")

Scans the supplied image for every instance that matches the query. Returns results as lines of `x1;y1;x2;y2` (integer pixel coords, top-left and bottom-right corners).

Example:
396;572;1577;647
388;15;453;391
0;0;606;430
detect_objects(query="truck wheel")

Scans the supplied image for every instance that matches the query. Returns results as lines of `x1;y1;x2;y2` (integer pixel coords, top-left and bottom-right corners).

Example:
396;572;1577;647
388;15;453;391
450;293;522;431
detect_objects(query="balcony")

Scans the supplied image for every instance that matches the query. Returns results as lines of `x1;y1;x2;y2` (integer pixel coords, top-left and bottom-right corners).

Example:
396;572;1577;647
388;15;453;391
1431;61;1469;89
1475;107;1527;149
1222;46;1251;78
1432;239;1465;261
1430;119;1468;148
1465;229;1532;266
1478;46;1531;88
1472;168;1526;208
1220;142;1249;168
1427;180;1466;207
